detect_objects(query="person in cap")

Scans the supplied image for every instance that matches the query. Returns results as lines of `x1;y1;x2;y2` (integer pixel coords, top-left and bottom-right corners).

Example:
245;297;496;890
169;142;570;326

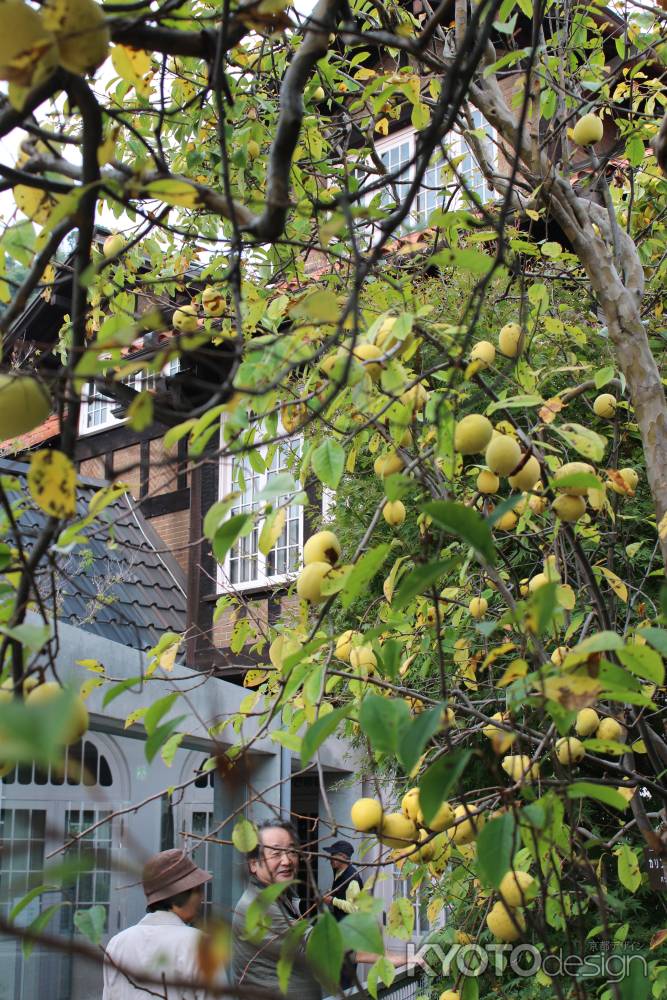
323;840;364;989
322;839;363;920
231;820;322;1000
102;848;217;999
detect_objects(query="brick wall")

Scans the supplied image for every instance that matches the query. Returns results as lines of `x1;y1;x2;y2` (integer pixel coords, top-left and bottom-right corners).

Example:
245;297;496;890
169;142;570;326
212;593;299;652
112;443;141;498
150;508;190;573
149;436;183;496
79;456;105;481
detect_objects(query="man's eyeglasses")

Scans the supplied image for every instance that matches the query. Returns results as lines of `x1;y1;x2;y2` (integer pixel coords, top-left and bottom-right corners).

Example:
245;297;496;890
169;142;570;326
262;844;299;861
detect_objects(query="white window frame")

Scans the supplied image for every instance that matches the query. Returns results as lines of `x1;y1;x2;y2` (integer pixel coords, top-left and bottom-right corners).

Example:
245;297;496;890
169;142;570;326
78;359;181;436
216;428;304;594
360;118;495;234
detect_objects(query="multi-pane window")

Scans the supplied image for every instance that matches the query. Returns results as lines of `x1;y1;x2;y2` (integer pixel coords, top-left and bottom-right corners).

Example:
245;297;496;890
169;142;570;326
221;438;303;591
60;809;113;935
189;811;214;915
460;108;494;204
79;359;181;434
2;738;113;787
81;381;118;431
362;120;494;234
0;809;46;922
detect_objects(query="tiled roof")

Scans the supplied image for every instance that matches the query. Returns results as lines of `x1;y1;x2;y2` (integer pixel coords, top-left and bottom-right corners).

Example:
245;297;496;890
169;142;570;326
1;413;61;452
0;458;187;652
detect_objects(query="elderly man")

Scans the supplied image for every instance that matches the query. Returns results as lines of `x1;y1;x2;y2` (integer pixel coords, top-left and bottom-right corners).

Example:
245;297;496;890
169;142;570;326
232;820;322;1000
232;821;413;998
103;848;218;999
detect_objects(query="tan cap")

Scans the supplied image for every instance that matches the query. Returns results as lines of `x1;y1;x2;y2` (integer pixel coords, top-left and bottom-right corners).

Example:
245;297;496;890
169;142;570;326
142;849;212;905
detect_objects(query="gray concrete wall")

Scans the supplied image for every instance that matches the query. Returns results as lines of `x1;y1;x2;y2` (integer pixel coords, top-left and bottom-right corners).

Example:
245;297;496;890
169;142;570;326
1;622;370;1000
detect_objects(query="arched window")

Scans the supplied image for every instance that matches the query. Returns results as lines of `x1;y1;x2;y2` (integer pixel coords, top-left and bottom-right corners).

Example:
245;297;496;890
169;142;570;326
2;737;115;787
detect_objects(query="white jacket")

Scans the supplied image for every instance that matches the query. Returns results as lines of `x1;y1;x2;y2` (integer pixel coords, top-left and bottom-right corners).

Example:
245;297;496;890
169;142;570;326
102;910;221;999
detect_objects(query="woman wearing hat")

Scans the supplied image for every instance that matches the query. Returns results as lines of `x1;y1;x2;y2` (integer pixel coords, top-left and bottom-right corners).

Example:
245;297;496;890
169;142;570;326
102;848;218;999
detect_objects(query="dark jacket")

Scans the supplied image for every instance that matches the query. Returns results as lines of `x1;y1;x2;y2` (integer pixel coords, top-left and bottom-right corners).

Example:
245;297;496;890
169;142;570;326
329;865;363;921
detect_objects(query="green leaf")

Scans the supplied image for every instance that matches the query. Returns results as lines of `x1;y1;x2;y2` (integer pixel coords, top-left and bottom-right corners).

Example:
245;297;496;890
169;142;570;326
430;248;496;275
145;716;186;763
306;911;344;991
339;912;384;955
277;921;308;994
213;513;253;563
301;705;351;765
619;950;650;1000
549;472;602;492
290;289;341;323
9;884;59;923
392;559;455;610
418;750;472;826
616;844;642;893
203;497;237;539
367;957;395;1000
594;366;615;389
387;898;414;940
617;645;664;685
359;695;410;754
462;978;480;1000
476;813;517;888
73;905;107;944
378;638;401;681
638;628;667;657
232;817;258;853
528;581;559;636
570;632;625;657
424;501;496;566
567;782;629;811
341;544;391;609
312;439;345;490
23;903;66;958
257;472;296;503
398;706;442;774
486;394;543;414
126;390;153;431
144;693;178;736
102;676;142;707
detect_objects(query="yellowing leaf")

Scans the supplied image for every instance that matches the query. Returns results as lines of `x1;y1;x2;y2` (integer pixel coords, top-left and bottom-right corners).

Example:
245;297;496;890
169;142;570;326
482;643;516;668
383;556;407;605
539;396;563;424
111;44;153;96
259;508;286;557
97;127;120;167
631;739;647;753
244;669;269;687
556;584;576;610
595;564;628;602
498;658;528;687
28;450;76;518
541;674;602;709
125;707;148;729
79;677;103;700
525;209;540;221
127;391;154;431
375;117;389;136
651;930;667;950
143;179;201;208
288;289;341;323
